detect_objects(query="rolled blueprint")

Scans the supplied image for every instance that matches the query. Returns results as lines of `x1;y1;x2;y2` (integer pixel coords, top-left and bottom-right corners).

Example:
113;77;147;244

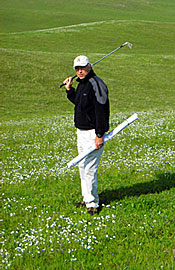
67;113;138;168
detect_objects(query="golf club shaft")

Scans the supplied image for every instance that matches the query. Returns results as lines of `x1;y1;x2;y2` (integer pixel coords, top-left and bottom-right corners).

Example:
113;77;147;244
59;42;132;88
91;42;129;67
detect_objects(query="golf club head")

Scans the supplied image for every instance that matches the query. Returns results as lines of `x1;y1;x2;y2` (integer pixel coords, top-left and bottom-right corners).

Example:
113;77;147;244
127;42;133;48
123;42;133;48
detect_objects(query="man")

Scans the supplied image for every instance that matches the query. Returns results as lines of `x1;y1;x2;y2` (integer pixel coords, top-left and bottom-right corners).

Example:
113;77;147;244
63;55;109;215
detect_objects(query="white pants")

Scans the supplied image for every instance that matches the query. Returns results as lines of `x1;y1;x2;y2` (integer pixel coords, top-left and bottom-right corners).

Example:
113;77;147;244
77;129;104;208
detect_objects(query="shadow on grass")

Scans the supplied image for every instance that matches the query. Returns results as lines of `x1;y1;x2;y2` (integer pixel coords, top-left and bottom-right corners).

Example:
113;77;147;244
99;172;175;207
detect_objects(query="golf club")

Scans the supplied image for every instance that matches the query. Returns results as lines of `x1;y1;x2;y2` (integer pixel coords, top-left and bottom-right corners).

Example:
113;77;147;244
59;41;132;88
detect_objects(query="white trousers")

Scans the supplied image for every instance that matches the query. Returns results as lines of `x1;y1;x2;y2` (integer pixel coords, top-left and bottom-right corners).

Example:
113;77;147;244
77;129;104;208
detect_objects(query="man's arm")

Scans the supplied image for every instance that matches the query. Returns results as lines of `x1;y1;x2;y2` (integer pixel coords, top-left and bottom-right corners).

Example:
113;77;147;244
90;76;109;149
63;77;77;104
90;76;109;130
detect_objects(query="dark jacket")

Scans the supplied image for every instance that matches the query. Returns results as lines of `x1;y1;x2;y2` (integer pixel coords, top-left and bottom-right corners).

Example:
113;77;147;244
66;69;109;136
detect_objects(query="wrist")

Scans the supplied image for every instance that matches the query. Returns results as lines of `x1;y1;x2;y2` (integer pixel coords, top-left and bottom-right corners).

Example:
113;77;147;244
96;133;103;138
66;86;72;92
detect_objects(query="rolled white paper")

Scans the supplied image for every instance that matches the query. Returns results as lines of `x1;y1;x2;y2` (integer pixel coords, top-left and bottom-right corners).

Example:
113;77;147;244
67;113;138;168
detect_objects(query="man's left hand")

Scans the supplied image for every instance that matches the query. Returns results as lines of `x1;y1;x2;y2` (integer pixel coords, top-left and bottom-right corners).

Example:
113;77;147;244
95;136;103;149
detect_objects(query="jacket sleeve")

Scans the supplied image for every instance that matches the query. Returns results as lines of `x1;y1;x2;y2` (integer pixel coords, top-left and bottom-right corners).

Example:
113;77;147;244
89;76;109;136
66;87;76;105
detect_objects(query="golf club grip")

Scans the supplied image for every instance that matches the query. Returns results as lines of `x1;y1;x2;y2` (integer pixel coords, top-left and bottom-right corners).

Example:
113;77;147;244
59;74;77;88
59;83;66;88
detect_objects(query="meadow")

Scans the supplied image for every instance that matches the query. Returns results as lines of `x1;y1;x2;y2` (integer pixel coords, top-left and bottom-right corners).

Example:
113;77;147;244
0;0;175;269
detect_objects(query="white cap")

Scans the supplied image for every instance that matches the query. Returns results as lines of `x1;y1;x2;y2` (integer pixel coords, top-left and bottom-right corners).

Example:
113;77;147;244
73;55;90;69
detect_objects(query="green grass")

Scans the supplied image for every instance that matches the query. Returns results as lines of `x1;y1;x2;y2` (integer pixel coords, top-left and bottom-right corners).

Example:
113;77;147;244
0;0;175;269
1;111;175;269
1;0;175;33
1;20;175;120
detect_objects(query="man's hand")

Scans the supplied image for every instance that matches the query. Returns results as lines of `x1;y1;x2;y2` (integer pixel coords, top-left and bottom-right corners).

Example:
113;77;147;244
95;136;103;150
63;77;73;90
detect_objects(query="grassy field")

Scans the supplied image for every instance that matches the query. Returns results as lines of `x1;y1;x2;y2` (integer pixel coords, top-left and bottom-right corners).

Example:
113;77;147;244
1;0;175;269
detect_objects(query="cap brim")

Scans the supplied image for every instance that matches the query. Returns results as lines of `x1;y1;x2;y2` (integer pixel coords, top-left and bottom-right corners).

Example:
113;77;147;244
74;64;89;69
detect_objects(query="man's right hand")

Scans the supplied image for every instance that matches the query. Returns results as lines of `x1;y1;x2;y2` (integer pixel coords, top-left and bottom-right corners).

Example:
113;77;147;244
63;77;73;90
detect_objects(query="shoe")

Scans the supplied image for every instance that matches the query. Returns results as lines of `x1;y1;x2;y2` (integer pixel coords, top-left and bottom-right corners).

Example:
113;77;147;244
87;207;98;215
74;201;86;208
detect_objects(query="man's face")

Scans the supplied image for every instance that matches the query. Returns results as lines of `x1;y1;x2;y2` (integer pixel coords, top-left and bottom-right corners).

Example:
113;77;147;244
75;65;91;79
